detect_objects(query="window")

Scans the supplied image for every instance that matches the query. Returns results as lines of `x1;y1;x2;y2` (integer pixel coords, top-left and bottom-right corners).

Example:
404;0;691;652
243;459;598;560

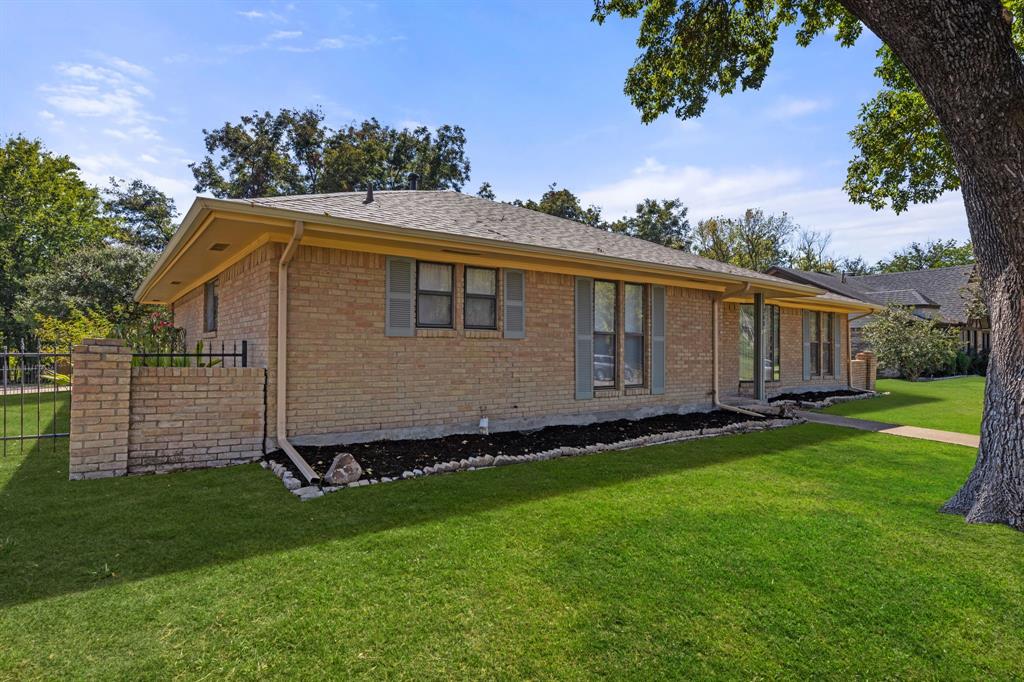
203;279;218;333
416;262;453;328
464;267;497;329
740;303;780;382
624;283;645;386
809;311;821;376
823;312;835;376
593;280;617;388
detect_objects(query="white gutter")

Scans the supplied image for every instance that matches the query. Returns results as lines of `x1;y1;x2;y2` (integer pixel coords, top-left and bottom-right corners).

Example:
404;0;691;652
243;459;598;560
276;220;319;484
711;284;764;418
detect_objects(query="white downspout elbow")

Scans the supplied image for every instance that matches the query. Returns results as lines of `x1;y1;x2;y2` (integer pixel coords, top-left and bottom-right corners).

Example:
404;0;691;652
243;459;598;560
276;221;319;484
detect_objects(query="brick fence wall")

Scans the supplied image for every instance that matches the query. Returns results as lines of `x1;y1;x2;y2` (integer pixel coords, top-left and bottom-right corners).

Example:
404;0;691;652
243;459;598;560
69;340;266;480
849;351;878;391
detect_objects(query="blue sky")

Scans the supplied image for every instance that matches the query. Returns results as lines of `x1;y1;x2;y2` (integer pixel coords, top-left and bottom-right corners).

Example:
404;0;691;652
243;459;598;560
1;0;968;262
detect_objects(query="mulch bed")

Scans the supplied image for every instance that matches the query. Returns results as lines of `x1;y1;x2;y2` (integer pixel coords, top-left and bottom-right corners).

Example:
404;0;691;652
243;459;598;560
266;409;766;481
768;389;863;403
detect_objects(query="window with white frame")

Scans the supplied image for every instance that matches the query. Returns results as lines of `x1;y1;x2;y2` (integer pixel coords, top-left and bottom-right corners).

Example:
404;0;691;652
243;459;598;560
624;283;645;386
593;280;617;388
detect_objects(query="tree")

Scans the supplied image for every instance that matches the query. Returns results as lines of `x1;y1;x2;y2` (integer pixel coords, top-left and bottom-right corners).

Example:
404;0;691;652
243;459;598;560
103;178;178;251
18;245;156;330
514;184;604;227
863;305;961;380
191;109;471;198
876;239;975;272
838;256;874;276
593;0;1024;530
0;136;115;341
609;198;692;249
790;230;837;272
476;182;496;200
693;209;797;272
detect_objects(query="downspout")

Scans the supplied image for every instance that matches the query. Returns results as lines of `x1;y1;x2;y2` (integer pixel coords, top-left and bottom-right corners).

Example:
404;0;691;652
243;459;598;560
711;283;763;418
846;312;874;393
276;220;319;484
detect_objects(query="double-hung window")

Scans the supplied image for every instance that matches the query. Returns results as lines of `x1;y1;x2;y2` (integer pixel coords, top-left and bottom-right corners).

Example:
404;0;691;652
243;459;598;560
416;262;453;328
823;312;835;376
204;279;218;333
593;280;617;388
464;267;497;329
624;283;645;386
739;303;780;382
808;311;822;375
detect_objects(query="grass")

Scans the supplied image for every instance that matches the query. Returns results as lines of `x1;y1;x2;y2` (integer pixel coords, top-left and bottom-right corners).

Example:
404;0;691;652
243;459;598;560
821;376;985;435
1;397;1022;679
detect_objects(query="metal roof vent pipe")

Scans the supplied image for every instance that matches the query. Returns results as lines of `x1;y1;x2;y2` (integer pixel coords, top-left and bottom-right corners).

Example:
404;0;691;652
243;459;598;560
363;184;374;204
408;172;419;190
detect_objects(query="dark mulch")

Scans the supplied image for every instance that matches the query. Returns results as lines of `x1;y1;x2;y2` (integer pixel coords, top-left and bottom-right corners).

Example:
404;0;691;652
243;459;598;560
266;409;768;481
768;389;862;403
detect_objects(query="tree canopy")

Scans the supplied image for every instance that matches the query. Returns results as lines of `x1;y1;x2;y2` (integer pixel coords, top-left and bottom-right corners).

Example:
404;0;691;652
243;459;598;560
103;178;178;251
609;198;692;249
876;239;974;273
693;209;798;272
191;109;471;198
513;184;604;227
0;136;116;340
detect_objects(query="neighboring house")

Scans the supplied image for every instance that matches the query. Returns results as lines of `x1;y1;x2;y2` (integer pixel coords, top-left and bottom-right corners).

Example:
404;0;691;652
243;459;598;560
768;264;989;355
136;190;876;452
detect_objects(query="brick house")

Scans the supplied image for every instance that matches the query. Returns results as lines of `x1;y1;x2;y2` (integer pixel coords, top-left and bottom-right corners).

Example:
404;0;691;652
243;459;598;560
136;190;876;475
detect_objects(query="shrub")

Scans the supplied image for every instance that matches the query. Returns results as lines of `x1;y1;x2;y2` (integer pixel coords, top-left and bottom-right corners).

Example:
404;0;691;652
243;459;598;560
862;305;961;381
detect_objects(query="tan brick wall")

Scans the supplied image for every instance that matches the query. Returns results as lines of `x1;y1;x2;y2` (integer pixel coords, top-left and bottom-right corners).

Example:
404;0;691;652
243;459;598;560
69;339;266;479
172;242;859;444
127;367;266;474
69;339;132;479
850;351;877;391
172;245;274;370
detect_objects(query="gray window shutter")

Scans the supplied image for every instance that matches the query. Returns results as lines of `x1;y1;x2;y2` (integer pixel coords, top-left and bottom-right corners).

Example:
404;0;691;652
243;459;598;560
575;277;594;400
503;269;525;338
385;256;415;337
651;285;666;395
802;311;812;381
833;313;842;378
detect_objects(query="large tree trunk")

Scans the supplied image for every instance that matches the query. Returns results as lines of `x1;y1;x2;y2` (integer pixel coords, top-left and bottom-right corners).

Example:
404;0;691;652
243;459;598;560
839;0;1024;529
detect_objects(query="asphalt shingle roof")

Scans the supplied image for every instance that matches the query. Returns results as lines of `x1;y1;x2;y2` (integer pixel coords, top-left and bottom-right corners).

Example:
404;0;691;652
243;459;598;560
848;265;975;324
767;266;885;305
229;190;809;290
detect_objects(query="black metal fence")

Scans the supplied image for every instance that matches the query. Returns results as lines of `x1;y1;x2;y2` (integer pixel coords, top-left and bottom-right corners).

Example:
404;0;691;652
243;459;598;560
1;340;73;456
132;340;248;368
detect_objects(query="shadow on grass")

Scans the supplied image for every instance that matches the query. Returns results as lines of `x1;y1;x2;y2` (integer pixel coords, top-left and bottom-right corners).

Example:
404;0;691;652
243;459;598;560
819;392;940;417
0;421;876;608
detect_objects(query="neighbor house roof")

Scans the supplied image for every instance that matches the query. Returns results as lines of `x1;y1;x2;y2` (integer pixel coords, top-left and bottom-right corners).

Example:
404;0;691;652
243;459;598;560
766;266;885;305
846;265;975;324
136;190;876;313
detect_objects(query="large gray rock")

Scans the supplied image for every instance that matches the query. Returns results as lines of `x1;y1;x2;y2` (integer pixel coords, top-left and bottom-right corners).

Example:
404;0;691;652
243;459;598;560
324;452;362;485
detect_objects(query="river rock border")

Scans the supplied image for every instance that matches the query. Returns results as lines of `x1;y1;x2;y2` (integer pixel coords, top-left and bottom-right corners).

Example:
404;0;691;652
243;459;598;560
262;415;800;501
769;390;882;411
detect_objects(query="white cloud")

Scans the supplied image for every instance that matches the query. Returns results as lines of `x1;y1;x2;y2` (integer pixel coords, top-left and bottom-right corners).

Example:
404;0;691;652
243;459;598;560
96;54;152;79
102;128;129;140
579;158;969;261
766;97;831;120
237;9;285;21
139;154;159;164
268;30;302;40
38;110;56;121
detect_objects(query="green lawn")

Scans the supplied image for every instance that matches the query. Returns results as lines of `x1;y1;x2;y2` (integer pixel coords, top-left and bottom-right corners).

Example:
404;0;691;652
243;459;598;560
822;376;985;435
1;400;1022;679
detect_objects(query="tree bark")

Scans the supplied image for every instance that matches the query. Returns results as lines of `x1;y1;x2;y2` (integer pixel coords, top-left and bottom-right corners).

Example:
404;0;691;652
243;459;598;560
838;0;1024;529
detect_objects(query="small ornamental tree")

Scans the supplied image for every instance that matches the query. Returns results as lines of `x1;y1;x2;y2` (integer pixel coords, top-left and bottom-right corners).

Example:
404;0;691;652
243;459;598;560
863;305;960;381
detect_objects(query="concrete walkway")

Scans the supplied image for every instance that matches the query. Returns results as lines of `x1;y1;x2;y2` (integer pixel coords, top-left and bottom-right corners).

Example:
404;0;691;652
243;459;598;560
796;411;980;448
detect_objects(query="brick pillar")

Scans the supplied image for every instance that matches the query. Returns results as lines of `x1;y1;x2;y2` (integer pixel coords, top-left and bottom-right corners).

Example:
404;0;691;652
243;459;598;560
69;339;132;480
855;351;877;391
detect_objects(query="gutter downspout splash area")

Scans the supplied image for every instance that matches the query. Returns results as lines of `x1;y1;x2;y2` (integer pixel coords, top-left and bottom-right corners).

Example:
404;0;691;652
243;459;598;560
276;220;319;484
711;284;763;419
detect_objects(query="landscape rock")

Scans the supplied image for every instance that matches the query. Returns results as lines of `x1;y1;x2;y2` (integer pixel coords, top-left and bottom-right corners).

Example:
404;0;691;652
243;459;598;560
324;452;363;485
283;476;302;491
